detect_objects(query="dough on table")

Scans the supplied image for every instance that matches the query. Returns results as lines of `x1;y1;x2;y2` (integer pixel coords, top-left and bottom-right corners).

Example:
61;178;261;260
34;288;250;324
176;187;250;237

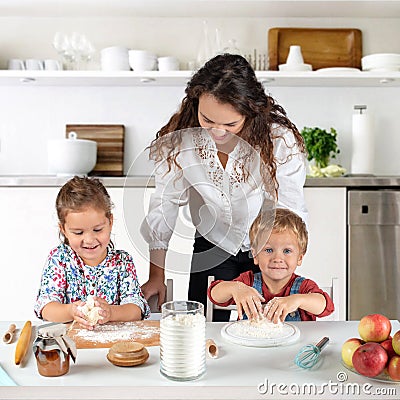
78;295;102;325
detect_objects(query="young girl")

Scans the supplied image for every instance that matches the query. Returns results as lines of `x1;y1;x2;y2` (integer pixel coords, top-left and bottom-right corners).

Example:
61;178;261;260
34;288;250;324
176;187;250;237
208;208;334;322
34;176;150;329
140;53;308;321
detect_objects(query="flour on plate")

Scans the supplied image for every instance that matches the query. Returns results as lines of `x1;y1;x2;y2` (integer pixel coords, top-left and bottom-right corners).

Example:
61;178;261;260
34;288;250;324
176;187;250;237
228;318;288;339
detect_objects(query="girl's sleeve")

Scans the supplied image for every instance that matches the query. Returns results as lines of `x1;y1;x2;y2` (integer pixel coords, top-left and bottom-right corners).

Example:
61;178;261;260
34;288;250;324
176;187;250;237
34;250;67;319
118;251;151;319
140;160;189;251
273;126;309;225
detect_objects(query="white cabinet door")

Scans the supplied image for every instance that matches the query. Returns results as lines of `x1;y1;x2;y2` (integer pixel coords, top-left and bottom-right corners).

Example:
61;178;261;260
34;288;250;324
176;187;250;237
0;188;60;321
303;187;347;320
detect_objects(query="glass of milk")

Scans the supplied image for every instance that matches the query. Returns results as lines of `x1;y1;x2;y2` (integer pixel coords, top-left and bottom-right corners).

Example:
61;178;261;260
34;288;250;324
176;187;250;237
160;301;206;381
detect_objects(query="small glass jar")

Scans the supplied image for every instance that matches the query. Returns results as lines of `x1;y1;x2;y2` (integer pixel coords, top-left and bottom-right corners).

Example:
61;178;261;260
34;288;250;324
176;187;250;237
35;341;70;377
160;301;206;381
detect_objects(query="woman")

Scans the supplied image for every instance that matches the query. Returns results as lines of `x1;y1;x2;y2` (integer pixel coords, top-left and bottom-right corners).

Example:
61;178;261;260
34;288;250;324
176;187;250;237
140;54;307;321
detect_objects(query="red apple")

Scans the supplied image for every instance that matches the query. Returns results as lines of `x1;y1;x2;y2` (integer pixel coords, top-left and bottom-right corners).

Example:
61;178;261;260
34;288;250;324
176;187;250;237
352;342;388;377
392;330;400;355
381;339;396;364
341;338;364;368
388;355;400;381
358;314;391;342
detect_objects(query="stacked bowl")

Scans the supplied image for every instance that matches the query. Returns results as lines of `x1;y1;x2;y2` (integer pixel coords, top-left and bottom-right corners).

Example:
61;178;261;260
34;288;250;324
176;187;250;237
128;50;157;71
361;53;400;71
101;46;130;71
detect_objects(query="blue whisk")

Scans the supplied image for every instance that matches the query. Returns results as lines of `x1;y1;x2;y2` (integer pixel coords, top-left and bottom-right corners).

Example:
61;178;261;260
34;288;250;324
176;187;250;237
294;337;330;369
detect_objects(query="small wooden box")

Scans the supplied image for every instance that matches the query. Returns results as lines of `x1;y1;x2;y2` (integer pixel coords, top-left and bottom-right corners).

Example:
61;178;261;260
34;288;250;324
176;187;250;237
66;124;125;176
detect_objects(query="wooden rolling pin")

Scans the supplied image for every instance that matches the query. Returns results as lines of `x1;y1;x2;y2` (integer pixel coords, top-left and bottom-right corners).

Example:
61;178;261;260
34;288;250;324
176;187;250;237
3;324;16;344
15;321;32;365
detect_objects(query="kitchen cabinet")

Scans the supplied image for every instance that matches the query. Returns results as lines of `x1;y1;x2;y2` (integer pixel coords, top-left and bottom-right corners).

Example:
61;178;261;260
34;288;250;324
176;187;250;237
0;186;191;321
0;184;346;321
303;187;347;320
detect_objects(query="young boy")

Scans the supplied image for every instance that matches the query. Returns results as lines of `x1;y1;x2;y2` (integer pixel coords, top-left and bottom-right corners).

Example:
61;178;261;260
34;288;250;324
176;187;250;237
207;208;334;322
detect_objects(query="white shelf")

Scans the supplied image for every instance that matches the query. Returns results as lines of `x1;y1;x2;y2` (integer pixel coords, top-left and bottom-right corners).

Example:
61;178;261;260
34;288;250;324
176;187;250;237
0;70;399;87
1;0;400;18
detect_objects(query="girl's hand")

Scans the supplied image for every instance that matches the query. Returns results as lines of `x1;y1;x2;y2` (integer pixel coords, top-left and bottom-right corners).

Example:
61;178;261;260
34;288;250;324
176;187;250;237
71;301;94;330
231;282;265;320
263;295;301;324
93;296;112;324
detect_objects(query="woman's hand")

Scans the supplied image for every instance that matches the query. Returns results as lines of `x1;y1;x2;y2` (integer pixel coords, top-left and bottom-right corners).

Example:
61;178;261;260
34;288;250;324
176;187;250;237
231;282;265;320
141;279;167;309
263;295;301;323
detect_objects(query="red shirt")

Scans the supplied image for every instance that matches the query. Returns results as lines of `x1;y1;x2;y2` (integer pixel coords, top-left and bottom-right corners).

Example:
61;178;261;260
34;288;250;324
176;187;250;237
207;272;334;321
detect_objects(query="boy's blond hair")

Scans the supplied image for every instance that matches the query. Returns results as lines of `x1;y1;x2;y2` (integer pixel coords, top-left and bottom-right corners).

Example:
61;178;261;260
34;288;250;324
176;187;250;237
249;208;308;255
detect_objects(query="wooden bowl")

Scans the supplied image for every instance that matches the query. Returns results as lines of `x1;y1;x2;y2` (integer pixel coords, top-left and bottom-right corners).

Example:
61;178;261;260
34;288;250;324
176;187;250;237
107;341;149;367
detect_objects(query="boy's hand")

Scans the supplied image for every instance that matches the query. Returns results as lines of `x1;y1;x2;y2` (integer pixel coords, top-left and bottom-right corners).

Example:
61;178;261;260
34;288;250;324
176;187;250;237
263;295;301;323
232;282;265;320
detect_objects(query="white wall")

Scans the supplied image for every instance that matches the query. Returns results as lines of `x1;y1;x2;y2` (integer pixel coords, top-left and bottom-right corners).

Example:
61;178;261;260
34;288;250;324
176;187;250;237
1;16;400;176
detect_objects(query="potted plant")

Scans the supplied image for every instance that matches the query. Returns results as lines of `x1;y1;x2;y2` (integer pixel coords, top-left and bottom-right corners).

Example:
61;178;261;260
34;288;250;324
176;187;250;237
300;126;346;177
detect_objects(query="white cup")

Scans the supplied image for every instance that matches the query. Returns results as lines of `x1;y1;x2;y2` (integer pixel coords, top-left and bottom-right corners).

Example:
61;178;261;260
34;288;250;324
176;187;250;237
7;59;25;70
286;45;304;65
44;59;62;71
157;56;179;71
25;59;44;70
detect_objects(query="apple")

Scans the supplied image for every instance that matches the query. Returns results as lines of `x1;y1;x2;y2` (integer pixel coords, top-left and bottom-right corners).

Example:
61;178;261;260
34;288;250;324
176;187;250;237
341;338;363;368
358;314;391;342
352;342;388;377
388;355;400;381
381;338;396;364
392;330;400;355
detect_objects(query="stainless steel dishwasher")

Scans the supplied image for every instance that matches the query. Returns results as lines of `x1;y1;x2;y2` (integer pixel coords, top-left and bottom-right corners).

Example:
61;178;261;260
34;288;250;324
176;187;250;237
348;190;400;320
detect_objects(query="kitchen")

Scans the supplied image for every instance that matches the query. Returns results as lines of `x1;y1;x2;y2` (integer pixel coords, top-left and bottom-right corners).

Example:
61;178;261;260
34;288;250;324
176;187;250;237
1;0;400;397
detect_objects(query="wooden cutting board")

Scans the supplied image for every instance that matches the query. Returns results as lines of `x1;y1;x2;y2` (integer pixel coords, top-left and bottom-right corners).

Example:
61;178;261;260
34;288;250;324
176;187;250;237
66;124;125;176
67;321;160;349
268;28;362;70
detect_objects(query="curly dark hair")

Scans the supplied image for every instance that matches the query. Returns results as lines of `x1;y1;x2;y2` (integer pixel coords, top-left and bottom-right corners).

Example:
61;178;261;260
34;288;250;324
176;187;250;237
148;53;305;189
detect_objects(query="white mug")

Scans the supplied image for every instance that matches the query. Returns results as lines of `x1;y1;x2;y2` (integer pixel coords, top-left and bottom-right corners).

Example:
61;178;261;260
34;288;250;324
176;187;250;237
157;56;179;71
25;59;44;70
44;59;62;71
7;59;25;70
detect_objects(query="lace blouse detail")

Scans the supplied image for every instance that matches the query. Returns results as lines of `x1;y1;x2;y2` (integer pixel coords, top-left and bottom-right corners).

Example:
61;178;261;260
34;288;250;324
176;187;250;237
192;130;254;196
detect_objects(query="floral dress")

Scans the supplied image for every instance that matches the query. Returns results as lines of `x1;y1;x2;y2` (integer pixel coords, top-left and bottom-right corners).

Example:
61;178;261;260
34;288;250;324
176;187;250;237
34;243;150;319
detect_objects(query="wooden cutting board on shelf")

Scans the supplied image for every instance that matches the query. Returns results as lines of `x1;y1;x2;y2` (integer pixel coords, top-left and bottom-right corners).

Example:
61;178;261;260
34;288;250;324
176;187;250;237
67;321;160;349
268;28;362;70
66;124;125;176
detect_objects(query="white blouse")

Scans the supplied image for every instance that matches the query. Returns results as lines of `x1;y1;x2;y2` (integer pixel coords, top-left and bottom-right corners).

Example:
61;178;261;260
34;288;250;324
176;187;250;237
140;126;308;256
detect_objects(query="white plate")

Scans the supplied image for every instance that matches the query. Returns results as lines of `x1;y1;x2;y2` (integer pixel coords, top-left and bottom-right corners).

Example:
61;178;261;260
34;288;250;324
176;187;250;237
278;63;312;71
341;361;400;384
315;67;361;73
221;321;300;347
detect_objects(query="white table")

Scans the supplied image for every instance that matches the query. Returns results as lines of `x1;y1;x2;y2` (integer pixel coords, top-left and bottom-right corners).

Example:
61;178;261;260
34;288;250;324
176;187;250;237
0;321;399;400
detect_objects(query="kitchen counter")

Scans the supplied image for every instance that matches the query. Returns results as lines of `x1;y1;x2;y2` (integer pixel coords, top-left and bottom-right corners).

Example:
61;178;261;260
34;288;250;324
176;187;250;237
0;321;399;400
1;175;400;188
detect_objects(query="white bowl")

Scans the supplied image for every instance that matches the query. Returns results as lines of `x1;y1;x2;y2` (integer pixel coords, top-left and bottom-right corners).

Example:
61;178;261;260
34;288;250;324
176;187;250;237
361;53;400;71
47;132;97;176
278;63;312;71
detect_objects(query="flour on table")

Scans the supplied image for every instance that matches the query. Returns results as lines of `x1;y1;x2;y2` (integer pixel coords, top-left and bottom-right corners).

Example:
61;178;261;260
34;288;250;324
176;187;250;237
73;321;160;343
78;295;102;325
228;318;289;339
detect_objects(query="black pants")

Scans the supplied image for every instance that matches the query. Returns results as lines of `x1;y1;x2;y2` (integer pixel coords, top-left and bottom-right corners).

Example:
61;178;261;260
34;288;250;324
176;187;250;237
188;235;259;322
